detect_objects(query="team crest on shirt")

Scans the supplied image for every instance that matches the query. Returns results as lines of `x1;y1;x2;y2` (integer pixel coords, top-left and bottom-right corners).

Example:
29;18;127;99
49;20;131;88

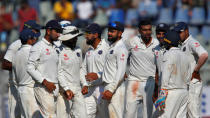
110;50;114;54
77;52;80;57
46;49;50;55
64;54;69;60
183;47;186;52
98;50;103;55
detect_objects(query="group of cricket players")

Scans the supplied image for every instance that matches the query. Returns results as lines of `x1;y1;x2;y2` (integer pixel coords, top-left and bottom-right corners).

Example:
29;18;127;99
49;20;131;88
1;18;208;118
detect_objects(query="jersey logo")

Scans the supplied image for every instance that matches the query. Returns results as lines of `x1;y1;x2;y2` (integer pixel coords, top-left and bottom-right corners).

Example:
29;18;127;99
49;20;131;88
134;45;139;51
98;50;103;55
77;52;80;57
183;47;186;52
64;54;69;60
194;42;200;47
110;50;114;54
46;49;50;55
155;51;159;58
120;53;125;60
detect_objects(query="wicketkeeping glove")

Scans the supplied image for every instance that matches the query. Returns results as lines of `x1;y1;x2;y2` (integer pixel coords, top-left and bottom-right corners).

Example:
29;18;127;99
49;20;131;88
155;89;168;111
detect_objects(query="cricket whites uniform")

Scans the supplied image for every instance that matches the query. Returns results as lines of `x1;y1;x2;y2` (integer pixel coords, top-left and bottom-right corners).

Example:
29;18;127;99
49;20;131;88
12;44;41;118
58;46;87;118
102;39;128;118
159;47;192;118
181;35;208;117
80;39;110;118
4;39;22;118
27;38;59;118
124;36;159;118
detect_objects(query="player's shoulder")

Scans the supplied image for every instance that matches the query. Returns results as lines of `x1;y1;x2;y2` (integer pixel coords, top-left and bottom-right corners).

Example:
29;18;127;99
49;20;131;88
8;39;22;50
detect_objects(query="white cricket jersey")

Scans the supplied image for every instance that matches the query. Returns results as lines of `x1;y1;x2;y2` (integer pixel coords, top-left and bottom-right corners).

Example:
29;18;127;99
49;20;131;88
161;47;192;89
4;39;22;84
12;45;35;87
80;39;110;86
102;39;128;93
181;35;208;71
127;35;159;81
58;45;85;92
154;45;166;86
27;38;59;84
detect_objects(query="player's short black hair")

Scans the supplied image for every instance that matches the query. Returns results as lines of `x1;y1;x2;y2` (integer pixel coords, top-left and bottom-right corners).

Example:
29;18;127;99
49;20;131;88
138;20;152;28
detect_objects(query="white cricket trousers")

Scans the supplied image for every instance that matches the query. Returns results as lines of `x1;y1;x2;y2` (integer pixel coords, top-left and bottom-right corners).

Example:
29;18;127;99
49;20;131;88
18;85;42;118
124;78;155;118
158;89;188;118
8;84;21;118
187;78;202;118
34;83;59;118
57;91;71;118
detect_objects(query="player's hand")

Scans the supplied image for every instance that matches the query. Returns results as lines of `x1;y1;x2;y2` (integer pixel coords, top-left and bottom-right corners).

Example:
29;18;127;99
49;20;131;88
65;90;74;100
42;79;56;93
124;73;128;79
155;89;168;111
102;90;113;101
191;71;201;81
85;72;98;82
81;86;88;95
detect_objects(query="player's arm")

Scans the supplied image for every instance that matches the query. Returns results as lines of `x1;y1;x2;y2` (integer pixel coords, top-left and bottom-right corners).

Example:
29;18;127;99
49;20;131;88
2;59;12;70
194;53;208;72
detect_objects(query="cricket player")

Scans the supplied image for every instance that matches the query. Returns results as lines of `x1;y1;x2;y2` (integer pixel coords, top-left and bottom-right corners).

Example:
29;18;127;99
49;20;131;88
81;23;110;118
153;23;169;101
2;20;41;118
58;24;88;118
155;30;192;117
27;20;62;118
12;29;41;118
173;22;208;118
124;20;159;118
102;21;128;118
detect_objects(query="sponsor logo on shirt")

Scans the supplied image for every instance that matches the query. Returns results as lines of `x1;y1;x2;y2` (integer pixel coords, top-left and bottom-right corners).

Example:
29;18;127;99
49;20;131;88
194;42;200;47
120;53;125;60
87;51;91;57
134;45;138;51
46;49;50;55
155;51;159;58
64;54;69;60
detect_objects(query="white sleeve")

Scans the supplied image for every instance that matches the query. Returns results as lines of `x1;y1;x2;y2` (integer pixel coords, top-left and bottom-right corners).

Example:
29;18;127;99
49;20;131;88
4;40;21;62
161;54;173;89
80;54;88;87
27;45;44;83
190;40;208;56
105;48;128;93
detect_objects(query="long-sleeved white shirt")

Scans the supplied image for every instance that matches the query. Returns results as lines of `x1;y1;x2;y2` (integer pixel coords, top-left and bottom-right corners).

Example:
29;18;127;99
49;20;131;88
161;47;192;89
154;44;166;86
102;39;128;93
4;39;22;84
126;35;159;81
181;35;208;71
12;45;34;87
58;45;85;92
27;38;59;84
80;39;110;86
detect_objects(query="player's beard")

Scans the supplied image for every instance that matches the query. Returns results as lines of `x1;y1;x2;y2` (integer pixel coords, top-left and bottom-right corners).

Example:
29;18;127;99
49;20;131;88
142;36;151;44
86;38;96;45
108;35;118;44
63;38;77;50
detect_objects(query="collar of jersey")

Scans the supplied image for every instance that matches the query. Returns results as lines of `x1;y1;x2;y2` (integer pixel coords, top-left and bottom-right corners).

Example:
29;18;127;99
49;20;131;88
138;35;154;48
169;47;180;51
42;38;53;46
182;35;191;45
22;44;32;48
110;39;122;48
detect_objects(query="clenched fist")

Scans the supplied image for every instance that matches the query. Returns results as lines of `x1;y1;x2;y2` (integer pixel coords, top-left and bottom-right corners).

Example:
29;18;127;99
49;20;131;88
85;72;98;82
81;86;88;95
42;79;56;93
65;90;74;100
102;90;113;101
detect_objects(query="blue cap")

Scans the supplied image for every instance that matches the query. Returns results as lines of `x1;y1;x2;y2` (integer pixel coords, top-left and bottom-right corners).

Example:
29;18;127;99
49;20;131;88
85;23;102;34
44;19;63;33
156;23;169;32
173;22;188;32
163;30;181;46
19;29;40;42
108;21;124;32
23;20;41;31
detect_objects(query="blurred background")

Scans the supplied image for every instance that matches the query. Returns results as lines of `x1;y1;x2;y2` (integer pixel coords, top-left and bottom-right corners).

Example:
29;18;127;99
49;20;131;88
0;0;210;117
